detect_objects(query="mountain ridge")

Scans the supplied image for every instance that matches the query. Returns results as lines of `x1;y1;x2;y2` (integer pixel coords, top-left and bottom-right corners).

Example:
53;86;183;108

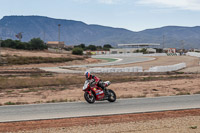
0;15;199;49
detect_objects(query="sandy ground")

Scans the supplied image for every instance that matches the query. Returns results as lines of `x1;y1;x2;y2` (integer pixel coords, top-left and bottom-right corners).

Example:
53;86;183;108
0;109;200;133
1;48;72;58
1;49;200;132
1;48;200;71
0;75;200;105
0;51;200;105
0;58;100;69
111;56;200;70
0;48;102;69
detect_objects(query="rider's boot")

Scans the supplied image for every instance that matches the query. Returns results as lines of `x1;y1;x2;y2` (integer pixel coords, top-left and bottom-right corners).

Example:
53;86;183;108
102;87;109;98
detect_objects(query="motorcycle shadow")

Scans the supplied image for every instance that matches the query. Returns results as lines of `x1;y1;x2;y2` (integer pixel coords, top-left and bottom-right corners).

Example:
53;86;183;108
83;101;118;105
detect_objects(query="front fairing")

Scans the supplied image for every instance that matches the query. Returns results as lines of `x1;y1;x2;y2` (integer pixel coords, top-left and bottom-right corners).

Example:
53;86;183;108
83;80;89;91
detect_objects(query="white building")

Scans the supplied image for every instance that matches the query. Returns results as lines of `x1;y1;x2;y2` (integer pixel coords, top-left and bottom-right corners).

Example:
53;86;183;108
110;43;160;54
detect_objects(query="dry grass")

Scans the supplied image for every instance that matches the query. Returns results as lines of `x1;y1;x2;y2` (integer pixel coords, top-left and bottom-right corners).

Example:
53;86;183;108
1;55;84;65
194;91;200;94
0;75;85;90
119;94;146;99
0;73;199;105
0;73;196;90
176;92;190;95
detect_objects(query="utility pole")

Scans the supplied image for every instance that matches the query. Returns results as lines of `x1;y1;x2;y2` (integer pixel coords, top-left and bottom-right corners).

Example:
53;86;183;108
43;31;46;43
58;24;61;48
181;40;184;52
162;35;165;49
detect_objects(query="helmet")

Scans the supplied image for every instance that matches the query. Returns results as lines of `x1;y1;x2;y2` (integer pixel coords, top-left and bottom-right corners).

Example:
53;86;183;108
84;71;91;79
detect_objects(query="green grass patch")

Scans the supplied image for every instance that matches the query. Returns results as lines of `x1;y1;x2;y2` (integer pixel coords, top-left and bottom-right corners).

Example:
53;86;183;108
173;88;181;91
190;126;197;129
96;58;118;62
176;92;190;95
4;101;16;105
194;91;200;94
20;89;39;93
49;88;57;91
46;99;75;103
136;95;146;98
4;101;28;105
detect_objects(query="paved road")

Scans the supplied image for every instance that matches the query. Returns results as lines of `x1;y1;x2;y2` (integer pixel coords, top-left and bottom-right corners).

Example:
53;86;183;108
62;56;154;68
0;95;200;122
40;56;154;73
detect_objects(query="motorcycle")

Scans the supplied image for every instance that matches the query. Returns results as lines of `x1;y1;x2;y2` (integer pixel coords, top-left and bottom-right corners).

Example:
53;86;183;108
82;80;116;104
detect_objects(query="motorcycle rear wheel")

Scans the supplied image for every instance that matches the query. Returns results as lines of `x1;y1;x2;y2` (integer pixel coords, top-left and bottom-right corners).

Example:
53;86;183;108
107;89;116;102
84;92;95;104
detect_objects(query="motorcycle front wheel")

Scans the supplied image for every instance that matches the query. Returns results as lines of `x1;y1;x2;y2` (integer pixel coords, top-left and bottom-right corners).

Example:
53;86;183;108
107;89;116;102
84;92;95;104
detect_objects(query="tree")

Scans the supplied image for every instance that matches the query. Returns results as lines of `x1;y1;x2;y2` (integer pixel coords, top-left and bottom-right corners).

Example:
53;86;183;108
140;48;147;54
135;49;140;53
29;38;47;50
79;44;86;49
96;46;102;50
16;41;26;49
75;44;86;50
103;44;112;51
155;48;163;53
2;39;17;48
87;45;97;51
103;44;112;48
72;47;83;55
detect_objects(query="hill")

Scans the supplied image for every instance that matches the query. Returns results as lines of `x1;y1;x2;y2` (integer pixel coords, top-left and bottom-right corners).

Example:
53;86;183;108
0;15;200;48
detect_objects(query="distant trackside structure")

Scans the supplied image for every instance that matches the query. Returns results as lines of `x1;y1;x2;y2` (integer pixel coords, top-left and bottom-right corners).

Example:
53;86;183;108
110;43;161;54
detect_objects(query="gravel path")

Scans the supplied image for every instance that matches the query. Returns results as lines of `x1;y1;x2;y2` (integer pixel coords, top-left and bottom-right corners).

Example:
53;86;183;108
1;109;199;133
33;116;199;133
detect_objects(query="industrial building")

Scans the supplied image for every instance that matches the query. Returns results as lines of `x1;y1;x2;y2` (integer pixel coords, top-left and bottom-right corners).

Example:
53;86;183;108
110;43;160;54
46;41;65;49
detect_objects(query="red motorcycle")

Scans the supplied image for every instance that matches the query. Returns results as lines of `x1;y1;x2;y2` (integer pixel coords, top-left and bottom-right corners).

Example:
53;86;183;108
82;80;116;104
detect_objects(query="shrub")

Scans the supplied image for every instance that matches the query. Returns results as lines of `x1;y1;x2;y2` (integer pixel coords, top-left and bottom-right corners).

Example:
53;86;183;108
1;38;47;50
72;47;83;55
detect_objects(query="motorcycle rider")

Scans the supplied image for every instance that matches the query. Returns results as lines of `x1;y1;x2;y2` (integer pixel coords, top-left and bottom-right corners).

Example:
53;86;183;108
84;71;108;97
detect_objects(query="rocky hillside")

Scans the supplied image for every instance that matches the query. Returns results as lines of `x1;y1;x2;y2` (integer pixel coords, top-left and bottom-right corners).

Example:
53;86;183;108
0;15;200;48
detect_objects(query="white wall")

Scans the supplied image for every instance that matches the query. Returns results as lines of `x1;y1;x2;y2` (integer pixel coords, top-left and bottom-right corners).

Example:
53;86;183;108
87;63;186;73
145;63;186;72
92;53;167;58
186;52;200;57
87;67;143;73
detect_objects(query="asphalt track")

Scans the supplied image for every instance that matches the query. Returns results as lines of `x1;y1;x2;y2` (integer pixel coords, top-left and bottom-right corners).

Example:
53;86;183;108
40;56;154;73
0;95;200;123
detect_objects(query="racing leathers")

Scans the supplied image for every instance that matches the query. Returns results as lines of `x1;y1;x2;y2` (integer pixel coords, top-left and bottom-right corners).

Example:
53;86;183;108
87;75;108;96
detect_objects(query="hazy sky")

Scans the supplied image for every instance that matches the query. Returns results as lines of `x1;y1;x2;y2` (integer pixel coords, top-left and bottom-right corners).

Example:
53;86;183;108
0;0;200;31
